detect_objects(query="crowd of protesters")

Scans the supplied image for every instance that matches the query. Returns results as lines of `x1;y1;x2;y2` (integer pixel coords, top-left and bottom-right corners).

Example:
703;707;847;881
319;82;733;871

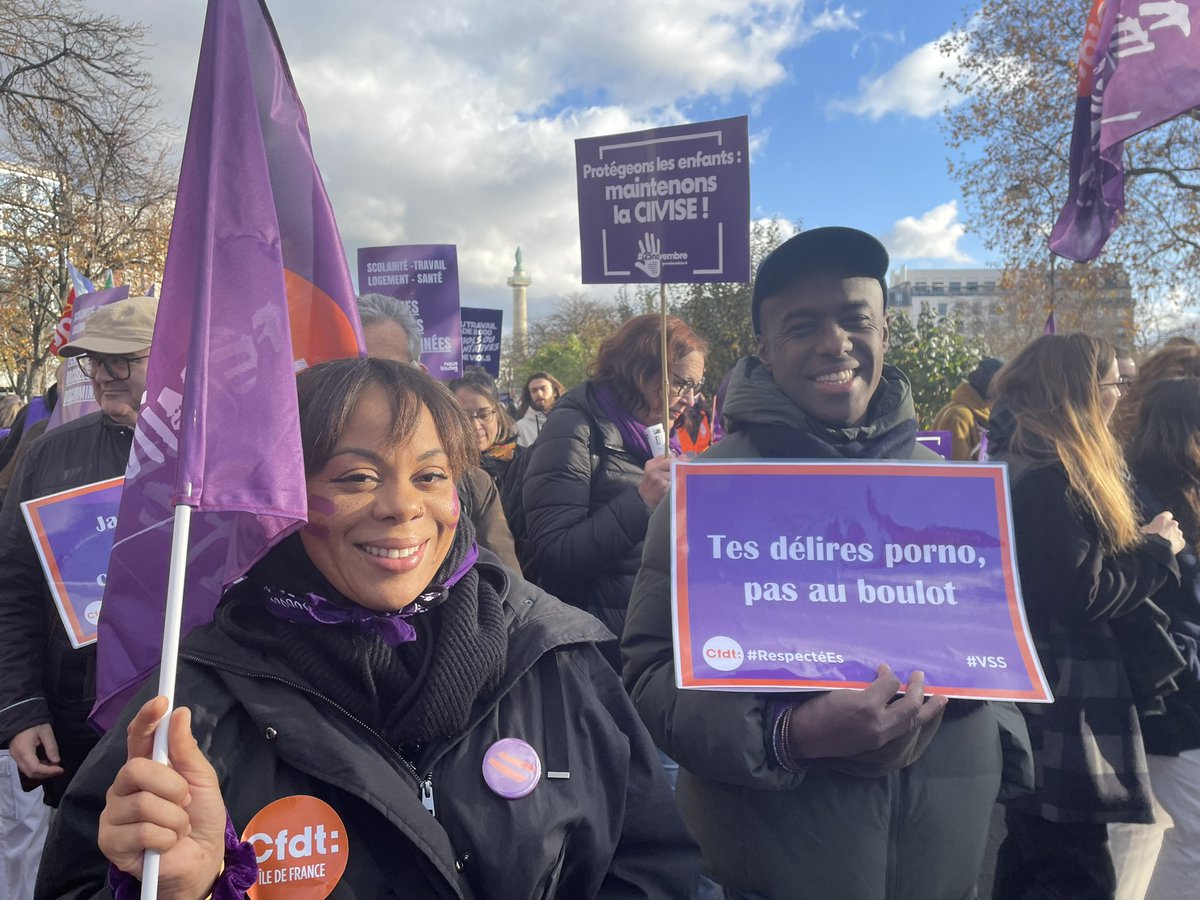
1;228;1198;899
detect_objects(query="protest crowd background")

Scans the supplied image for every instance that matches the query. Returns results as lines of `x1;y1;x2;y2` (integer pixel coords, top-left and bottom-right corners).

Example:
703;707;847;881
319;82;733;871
2;1;1200;899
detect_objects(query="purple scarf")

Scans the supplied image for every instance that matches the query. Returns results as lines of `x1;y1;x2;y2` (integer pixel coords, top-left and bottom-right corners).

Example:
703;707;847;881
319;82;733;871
262;540;479;646
593;383;653;462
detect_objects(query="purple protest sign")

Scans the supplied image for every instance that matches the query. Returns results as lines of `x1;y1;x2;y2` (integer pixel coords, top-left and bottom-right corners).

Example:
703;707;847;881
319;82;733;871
46;285;129;431
461;306;503;379
672;461;1051;702
358;244;463;379
575;116;750;285
916;431;953;460
21;477;124;649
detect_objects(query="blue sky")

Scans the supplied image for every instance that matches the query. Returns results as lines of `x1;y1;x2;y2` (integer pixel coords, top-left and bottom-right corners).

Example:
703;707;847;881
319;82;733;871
92;1;1026;314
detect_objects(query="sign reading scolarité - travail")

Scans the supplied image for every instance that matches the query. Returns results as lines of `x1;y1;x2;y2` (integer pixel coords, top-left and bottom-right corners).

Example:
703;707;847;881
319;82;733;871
672;461;1051;702
575;116;750;284
356;244;462;379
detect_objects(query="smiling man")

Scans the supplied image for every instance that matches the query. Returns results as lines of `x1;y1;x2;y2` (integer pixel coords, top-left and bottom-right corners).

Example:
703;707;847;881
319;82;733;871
623;229;1028;899
0;295;157;807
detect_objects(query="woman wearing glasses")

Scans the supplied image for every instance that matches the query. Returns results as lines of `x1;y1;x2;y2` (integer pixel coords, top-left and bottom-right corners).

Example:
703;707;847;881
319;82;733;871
520;313;706;670
450;372;519;488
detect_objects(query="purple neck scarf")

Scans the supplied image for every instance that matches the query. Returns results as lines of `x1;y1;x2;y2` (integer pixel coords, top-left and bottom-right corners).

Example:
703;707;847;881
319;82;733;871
593;383;653;461
263;542;480;646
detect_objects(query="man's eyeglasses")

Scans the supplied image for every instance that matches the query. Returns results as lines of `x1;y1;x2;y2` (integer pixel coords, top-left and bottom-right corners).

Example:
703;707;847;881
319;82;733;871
466;408;497;423
1099;377;1134;396
670;375;703;398
75;354;150;381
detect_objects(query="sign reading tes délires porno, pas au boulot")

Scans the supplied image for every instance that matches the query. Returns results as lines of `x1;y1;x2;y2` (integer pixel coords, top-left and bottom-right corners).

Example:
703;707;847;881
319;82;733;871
672;461;1051;702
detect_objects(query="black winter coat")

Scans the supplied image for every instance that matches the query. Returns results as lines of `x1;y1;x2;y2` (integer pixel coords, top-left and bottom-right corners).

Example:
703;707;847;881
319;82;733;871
1004;460;1179;823
521;382;651;667
0;412;133;800
35;558;698;899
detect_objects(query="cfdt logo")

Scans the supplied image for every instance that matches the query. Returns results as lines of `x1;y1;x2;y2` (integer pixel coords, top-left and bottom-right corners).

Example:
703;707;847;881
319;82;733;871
702;636;744;672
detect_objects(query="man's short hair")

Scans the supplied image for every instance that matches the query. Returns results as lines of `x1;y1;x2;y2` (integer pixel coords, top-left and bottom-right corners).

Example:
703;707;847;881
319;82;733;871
750;227;889;335
357;293;423;363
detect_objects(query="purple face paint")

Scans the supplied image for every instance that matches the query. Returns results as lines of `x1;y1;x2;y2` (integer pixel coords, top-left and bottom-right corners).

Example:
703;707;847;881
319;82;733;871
303;522;330;540
307;494;336;516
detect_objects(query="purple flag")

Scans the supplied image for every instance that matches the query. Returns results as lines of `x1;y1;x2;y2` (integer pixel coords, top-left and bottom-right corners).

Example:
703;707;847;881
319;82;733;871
92;0;364;730
1051;0;1200;262
1043;311;1057;335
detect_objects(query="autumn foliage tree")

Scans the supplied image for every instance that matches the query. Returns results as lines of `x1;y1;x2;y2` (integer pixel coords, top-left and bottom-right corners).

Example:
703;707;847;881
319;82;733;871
0;0;175;398
940;0;1200;338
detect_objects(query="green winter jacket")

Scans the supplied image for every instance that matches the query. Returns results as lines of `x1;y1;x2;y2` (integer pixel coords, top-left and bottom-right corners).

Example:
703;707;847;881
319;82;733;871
622;357;1032;900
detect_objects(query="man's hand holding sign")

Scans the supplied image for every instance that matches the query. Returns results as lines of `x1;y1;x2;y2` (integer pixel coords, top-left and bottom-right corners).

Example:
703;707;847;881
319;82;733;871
784;664;946;765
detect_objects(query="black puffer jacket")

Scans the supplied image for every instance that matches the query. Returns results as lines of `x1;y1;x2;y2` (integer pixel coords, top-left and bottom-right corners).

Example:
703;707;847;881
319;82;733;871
36;557;699;899
0;412;133;801
521;382;651;667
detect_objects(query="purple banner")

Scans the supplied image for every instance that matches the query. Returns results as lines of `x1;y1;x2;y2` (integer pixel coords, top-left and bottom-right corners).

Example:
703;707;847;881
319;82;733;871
460;306;503;379
46;286;129;431
916;431;953;460
575;116;750;285
1102;0;1200;148
1051;0;1200;262
93;0;365;730
358;244;463;380
21;477;124;649
672;461;1050;702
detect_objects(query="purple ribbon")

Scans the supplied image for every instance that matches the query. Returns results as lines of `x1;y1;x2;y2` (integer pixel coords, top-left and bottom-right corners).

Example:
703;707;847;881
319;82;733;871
262;542;480;647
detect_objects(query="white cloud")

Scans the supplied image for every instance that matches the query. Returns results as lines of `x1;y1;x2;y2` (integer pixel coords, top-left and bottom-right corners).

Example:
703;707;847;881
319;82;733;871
809;5;863;33
90;0;811;312
829;31;964;120
883;201;971;264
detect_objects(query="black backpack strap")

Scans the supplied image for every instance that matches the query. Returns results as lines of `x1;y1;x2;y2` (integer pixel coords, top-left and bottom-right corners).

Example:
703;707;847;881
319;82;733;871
538;650;570;780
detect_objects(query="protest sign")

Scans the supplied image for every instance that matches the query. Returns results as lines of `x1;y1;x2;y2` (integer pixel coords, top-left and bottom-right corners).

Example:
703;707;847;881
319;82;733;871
358;244;462;379
575;116;750;284
916;431;953;460
460;306;503;378
672;460;1051;702
21;477;124;649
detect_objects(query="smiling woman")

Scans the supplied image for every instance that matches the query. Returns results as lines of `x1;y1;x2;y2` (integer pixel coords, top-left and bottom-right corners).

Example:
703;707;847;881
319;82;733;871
38;357;698;899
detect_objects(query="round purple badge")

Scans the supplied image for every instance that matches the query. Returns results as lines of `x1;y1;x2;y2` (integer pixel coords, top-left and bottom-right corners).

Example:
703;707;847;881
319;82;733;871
482;738;542;799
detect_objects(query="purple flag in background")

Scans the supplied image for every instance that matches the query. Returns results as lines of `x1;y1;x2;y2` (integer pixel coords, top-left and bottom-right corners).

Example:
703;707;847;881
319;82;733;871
93;0;364;730
1051;0;1200;262
1043;311;1057;334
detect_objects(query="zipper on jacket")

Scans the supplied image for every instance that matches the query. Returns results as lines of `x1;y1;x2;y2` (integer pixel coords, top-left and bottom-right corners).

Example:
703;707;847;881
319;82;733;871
180;652;436;814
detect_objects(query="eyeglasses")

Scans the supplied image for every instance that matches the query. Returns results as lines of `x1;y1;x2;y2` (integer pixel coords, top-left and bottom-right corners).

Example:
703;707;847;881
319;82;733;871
75;354;150;381
465;408;497;423
670;375;703;398
1099;378;1134;396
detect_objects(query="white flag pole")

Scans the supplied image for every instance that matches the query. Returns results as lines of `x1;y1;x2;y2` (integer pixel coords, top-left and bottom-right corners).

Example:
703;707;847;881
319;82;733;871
659;282;671;456
140;501;194;900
